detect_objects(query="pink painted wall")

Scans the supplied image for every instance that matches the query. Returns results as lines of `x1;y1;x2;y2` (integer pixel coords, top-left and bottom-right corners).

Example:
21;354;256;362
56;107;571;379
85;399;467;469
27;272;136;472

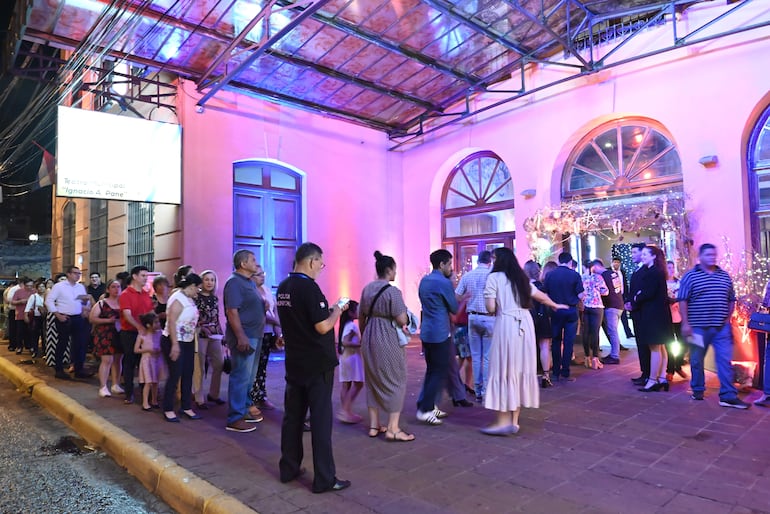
398;2;770;309
177;80;404;305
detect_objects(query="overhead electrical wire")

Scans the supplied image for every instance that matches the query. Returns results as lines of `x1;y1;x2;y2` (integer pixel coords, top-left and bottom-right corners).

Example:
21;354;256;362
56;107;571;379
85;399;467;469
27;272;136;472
0;0;179;188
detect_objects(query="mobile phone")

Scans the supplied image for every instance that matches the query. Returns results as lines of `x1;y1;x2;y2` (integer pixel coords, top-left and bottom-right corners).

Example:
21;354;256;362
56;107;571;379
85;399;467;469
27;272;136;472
336;297;350;309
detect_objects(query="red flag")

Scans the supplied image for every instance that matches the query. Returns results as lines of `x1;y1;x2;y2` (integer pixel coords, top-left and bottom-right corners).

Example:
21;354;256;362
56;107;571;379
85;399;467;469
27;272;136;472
33;141;55;188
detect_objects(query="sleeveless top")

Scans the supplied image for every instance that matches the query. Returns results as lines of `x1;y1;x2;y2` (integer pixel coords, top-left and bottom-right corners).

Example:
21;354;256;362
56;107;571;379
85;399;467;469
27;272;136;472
162;291;199;342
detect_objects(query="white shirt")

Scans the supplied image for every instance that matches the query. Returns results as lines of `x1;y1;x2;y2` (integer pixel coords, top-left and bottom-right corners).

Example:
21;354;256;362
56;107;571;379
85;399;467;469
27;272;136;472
25;293;44;317
45;280;88;316
162;290;199;342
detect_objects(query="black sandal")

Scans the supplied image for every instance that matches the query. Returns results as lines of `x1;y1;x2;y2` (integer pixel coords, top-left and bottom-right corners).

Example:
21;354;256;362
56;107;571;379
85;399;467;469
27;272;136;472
368;426;386;438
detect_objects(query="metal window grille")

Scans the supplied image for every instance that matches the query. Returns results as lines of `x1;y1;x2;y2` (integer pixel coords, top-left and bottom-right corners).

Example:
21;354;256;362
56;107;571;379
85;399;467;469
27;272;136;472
89;200;108;277
127;202;154;270
62;202;76;268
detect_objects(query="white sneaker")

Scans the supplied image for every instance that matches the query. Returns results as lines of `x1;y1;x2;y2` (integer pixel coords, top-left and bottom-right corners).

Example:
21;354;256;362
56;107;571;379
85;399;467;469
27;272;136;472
432;407;448;419
98;386;112;398
754;394;770;406
110;384;125;395
416;409;442;425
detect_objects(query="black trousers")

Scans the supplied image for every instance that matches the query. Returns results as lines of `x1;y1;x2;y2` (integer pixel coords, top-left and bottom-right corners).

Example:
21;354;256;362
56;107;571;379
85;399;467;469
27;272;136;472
120;331;139;399
55;315;88;373
631;312;651;378
280;370;336;491
162;336;195;412
417;339;451;413
7;310;17;349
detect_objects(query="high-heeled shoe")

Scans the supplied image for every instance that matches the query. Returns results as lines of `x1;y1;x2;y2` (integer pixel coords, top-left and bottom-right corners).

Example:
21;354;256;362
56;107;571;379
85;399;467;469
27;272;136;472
666;373;674;382
592;357;603;369
659;380;670;392
584;357;591;369
639;380;662;392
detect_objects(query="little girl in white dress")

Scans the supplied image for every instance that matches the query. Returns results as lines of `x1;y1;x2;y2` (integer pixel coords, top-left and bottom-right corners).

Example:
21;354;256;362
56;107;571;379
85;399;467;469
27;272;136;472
337;301;363;424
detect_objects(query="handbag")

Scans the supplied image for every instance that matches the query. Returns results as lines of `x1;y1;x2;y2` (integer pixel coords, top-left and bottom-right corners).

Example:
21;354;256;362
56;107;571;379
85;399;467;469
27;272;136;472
748;311;770;333
367;284;407;346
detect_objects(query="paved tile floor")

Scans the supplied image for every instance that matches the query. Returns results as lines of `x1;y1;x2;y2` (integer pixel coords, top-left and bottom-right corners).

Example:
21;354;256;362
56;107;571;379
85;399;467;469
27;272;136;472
6;338;770;514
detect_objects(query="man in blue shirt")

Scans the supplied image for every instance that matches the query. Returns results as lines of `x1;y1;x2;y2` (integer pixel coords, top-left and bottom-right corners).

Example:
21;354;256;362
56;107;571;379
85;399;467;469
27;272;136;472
417;249;458;425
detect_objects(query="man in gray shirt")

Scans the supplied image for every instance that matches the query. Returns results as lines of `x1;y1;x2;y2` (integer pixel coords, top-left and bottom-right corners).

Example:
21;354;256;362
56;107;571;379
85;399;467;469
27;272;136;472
224;250;266;433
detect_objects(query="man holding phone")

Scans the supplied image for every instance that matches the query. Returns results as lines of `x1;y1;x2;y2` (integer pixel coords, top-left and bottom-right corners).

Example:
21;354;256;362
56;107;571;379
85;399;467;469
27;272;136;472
277;242;351;494
224;250;266;433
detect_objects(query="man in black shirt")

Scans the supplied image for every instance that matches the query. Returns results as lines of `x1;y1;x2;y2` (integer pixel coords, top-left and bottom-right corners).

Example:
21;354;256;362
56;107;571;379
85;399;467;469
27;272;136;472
277;242;351;494
543;252;584;381
87;272;106;303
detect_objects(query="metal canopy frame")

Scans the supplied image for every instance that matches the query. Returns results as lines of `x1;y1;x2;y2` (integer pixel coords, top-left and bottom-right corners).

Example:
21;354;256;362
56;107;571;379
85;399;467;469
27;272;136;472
6;0;770;142
390;0;770;147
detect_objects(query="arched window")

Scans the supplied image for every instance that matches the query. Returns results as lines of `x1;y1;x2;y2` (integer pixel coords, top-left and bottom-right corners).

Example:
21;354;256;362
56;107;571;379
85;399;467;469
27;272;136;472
563;118;682;199
559;118;683;267
233;161;302;288
749;105;770;256
62;202;76;267
442;151;514;273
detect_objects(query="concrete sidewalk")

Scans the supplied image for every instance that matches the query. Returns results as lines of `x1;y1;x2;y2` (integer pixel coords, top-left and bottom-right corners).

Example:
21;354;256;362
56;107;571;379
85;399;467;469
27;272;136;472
2;340;770;514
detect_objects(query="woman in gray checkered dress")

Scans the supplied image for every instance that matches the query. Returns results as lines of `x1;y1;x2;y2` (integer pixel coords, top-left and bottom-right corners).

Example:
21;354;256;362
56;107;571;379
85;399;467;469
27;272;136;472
360;251;413;442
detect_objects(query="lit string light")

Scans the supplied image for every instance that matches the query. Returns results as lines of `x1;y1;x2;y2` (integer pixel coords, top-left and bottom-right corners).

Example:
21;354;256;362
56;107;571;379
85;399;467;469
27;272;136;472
523;191;691;267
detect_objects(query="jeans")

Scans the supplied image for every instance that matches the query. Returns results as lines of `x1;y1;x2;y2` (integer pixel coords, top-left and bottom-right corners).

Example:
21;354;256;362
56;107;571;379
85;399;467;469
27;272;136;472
689;324;737;400
602;308;622;359
417;338;451;413
55;314;88;373
620;309;634;337
582;308;604;358
468;314;495;395
162;337;195;412
227;337;262;424
551;307;578;378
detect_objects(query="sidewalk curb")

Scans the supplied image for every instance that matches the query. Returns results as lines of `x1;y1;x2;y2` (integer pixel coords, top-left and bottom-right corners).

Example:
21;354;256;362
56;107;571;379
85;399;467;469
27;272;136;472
0;356;258;514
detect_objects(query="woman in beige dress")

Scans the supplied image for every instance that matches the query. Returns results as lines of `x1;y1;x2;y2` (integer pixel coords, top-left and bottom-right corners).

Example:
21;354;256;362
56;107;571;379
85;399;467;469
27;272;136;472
360;251;413;442
482;248;566;436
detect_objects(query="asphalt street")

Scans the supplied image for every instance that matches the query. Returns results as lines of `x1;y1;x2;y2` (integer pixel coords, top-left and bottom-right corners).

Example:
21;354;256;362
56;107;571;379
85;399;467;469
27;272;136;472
0;375;174;514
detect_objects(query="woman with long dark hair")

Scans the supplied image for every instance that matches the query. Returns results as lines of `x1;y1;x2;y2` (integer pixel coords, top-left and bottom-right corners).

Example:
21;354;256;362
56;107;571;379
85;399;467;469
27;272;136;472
633;246;673;392
481;248;566;435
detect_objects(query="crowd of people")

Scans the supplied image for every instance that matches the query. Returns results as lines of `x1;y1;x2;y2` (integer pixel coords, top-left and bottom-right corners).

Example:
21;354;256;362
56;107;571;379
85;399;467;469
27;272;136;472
2;238;767;495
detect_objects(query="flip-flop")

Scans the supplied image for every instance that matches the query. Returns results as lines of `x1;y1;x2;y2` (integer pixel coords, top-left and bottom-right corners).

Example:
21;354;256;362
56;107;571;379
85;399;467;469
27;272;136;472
367;426;387;438
385;429;415;442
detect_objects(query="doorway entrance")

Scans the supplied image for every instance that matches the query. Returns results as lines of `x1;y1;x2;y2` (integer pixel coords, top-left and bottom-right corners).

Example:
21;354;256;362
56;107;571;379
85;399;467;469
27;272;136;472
232;161;302;289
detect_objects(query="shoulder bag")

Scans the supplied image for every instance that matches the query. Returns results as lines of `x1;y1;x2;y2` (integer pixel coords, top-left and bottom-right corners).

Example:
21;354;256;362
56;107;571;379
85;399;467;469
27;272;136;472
748;311;770;333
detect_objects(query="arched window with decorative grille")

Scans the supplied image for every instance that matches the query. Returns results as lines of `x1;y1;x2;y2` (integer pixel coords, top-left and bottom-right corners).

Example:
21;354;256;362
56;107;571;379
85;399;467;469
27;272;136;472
559;117;684;266
748;105;770;256
62;201;76;268
563;118;682;200
441;151;515;273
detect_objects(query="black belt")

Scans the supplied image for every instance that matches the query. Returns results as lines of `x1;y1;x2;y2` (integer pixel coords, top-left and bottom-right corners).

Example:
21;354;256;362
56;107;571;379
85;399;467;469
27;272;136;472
468;311;493;316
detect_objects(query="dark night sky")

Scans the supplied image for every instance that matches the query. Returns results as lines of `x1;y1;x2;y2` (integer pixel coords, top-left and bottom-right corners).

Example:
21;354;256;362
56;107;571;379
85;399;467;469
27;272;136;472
1;3;55;239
